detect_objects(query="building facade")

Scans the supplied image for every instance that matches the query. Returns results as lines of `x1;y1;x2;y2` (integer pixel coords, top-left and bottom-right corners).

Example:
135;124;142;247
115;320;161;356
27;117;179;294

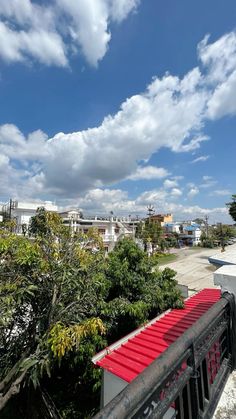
2;200;58;234
60;210;136;252
149;213;173;226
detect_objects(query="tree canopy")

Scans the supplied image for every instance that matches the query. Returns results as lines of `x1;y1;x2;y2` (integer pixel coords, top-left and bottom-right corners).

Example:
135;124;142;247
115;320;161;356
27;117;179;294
0;213;183;418
226;194;236;223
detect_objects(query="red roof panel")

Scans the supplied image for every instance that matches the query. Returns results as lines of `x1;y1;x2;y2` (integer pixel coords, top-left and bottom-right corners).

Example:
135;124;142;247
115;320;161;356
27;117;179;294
96;288;221;382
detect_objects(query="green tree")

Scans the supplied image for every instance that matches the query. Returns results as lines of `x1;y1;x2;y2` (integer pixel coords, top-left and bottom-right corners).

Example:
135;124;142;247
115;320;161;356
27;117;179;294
105;238;183;340
226;195;236;223
136;220;163;251
29;207;63;237
211;223;235;246
0;223;183;417
0;227;107;417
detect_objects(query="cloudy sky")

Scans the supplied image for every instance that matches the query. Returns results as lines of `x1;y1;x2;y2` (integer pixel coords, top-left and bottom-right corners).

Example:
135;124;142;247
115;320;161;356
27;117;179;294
0;0;236;222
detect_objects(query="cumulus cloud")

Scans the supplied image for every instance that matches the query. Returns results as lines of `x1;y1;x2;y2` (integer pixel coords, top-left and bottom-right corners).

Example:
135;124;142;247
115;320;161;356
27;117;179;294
0;22;68;66
187;187;199;198
42;67;210;195
0;0;140;67
128;165;169;180
207;70;236;119
198;32;236;83
163;179;178;189
34;31;236;196
170;188;182;197
0;124;48;160
199;32;236;119
71;187;231;223
1;30;236;224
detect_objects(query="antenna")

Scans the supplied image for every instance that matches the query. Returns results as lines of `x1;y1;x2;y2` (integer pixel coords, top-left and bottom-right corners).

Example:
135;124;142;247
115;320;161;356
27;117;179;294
147;205;155;222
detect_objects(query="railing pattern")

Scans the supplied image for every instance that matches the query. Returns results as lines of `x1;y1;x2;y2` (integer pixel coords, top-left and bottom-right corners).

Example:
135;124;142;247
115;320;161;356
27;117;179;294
94;293;235;419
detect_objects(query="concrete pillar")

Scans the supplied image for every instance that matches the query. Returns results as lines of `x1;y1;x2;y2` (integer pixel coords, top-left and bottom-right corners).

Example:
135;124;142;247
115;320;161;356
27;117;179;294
214;265;236;297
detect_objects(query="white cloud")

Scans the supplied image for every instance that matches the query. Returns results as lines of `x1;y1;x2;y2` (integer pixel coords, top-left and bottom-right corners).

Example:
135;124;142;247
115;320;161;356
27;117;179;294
128;165;169;180
42;69;208;195
198;32;236;83
200;176;217;189
70;187;231;224
207;70;236;119
0;0;141;67
212;190;232;196
1;31;236;208
199;32;236;119
0;124;48;160
170;188;182;197
163;179;178;189
0;22;68;66
109;0;140;22
190;155;210;163
187;187;199;198
202;175;212;181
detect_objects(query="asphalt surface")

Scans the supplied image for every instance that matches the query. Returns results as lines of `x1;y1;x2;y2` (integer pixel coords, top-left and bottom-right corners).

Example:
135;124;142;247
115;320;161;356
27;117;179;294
159;244;236;291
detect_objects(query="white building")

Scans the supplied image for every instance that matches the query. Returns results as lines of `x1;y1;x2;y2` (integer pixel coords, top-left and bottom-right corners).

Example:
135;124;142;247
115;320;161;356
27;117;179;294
164;221;202;246
2;200;58;234
164;222;181;234
179;224;202;246
60;210;135;252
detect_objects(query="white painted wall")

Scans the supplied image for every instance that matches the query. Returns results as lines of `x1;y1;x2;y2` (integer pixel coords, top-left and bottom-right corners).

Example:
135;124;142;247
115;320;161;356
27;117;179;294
61;211;134;252
102;371;128;407
10;201;58;233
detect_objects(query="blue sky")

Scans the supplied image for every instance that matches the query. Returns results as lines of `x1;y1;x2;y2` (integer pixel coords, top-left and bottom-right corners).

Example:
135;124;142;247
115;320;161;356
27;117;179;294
0;0;236;223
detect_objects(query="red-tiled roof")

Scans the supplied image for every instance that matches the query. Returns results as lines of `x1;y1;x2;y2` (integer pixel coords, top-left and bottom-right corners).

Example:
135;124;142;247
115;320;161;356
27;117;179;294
95;288;221;383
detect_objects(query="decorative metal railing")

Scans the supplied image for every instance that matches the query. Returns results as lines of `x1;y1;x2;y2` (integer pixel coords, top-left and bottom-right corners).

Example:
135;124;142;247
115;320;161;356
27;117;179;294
94;293;235;419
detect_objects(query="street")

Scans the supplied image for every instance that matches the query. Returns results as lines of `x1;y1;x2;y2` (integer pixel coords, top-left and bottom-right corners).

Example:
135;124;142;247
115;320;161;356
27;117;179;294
160;244;236;291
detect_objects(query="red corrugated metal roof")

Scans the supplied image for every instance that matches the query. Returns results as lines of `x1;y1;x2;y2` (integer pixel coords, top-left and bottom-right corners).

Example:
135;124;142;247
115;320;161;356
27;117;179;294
95;288;221;383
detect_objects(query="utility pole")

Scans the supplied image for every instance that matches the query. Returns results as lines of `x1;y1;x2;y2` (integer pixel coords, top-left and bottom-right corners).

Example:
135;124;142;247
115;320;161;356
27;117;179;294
219;222;225;252
205;215;209;238
9;198;12;220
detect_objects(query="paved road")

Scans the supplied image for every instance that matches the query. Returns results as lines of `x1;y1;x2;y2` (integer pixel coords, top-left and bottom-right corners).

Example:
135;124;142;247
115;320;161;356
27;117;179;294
160;244;236;291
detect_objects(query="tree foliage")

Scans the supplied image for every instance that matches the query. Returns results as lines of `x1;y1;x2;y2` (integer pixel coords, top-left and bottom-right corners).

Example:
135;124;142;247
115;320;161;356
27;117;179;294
226;194;236;223
136;219;163;250
0;214;183;418
200;224;235;248
29;207;63;237
105;238;183;340
0;224;107;416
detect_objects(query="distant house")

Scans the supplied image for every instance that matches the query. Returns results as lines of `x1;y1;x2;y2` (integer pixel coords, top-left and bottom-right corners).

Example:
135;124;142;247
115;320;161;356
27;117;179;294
179;224;202;246
2;200;58;234
149;213;173;226
164;222;181;234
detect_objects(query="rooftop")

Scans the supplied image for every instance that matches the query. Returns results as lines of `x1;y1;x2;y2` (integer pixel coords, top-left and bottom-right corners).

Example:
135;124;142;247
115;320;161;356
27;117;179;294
209;247;236;266
93;288;221;383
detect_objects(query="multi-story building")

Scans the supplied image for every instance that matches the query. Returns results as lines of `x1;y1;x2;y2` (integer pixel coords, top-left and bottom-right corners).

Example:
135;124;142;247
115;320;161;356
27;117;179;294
149;213;173;226
60;210;136;252
179;224;202;246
